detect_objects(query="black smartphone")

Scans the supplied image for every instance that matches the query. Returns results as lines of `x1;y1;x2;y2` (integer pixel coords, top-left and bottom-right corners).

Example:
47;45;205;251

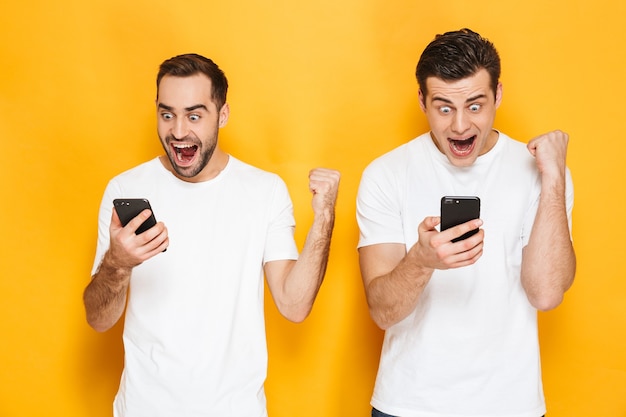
113;198;158;235
440;196;481;243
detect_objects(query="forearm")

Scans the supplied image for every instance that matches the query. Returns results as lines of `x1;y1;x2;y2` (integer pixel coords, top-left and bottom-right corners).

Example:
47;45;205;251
83;251;132;332
279;208;335;322
521;176;576;310
365;248;434;330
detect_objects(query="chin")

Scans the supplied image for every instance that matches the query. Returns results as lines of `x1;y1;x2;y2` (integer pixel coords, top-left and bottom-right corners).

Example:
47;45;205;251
174;164;203;179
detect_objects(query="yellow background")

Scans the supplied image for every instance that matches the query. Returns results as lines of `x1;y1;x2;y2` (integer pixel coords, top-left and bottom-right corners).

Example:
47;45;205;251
1;0;625;416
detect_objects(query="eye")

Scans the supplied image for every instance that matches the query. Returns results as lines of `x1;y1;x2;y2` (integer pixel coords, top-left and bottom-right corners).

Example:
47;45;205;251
161;113;174;120
469;103;481;112
440;106;452;114
189;114;200;122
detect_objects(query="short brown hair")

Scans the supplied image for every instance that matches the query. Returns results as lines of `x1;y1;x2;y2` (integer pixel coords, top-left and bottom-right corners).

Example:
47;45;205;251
157;53;228;110
416;29;501;97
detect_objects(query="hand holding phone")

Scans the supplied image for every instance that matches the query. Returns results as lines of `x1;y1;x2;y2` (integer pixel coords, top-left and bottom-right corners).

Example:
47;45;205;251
113;198;158;235
440;196;481;243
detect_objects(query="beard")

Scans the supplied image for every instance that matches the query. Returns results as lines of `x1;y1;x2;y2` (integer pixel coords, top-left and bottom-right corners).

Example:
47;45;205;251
160;132;217;179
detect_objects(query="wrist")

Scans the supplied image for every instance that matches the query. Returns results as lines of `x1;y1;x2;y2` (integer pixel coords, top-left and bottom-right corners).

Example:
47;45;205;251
404;247;435;279
99;251;133;280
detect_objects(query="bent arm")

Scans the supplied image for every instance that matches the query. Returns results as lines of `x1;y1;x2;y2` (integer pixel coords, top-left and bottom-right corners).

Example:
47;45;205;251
84;207;169;331
265;208;334;322
265;168;339;323
360;217;484;330
360;242;433;330
521;131;576;310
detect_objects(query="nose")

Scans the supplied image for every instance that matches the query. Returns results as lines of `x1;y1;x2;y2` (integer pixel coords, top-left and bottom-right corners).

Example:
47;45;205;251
451;111;470;134
171;117;189;140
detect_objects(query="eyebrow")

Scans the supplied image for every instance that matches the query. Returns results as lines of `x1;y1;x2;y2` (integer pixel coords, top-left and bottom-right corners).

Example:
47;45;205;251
431;94;488;104
158;103;208;112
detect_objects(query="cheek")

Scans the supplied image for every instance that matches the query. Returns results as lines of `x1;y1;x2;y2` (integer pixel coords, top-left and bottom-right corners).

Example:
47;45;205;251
432;132;448;147
425;113;449;132
156;120;177;141
156;123;168;138
474;113;495;129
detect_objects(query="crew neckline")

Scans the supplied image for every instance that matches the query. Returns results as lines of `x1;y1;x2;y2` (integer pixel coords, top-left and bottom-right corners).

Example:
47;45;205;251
156;154;233;186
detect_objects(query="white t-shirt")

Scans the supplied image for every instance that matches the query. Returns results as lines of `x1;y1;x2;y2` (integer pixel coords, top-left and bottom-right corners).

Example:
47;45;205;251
357;132;573;417
91;156;299;417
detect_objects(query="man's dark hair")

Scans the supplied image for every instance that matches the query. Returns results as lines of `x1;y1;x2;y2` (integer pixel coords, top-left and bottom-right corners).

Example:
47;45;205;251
416;28;501;97
157;53;228;110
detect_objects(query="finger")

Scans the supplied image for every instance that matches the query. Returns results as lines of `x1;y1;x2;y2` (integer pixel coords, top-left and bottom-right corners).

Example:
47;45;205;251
309;168;341;184
309;169;340;196
123;223;168;261
142;227;169;256
527;130;568;151
441;230;484;263
125;209;153;234
448;243;483;268
309;167;340;176
444;218;483;243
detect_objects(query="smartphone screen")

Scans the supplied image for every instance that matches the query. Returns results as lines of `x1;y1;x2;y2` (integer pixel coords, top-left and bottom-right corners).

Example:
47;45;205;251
113;198;157;235
440;196;481;242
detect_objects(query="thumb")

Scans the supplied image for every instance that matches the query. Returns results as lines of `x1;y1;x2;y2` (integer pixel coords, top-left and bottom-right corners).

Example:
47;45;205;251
420;216;441;232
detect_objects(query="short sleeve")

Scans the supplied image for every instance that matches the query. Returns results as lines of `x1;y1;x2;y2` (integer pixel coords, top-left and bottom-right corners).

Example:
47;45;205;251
356;159;406;248
263;176;299;263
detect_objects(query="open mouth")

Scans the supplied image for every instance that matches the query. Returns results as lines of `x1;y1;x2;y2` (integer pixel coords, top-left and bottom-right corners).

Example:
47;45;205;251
449;135;476;157
172;143;199;165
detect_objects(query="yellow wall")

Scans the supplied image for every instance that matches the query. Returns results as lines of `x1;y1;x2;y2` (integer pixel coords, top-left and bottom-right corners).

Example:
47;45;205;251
1;1;624;416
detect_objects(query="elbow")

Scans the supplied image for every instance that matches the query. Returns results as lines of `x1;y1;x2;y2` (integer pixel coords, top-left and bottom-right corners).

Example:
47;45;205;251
91;324;112;333
529;292;564;312
286;314;308;324
523;263;576;312
83;296;117;332
83;300;110;333
366;296;403;330
526;278;573;311
86;315;115;333
374;319;392;331
280;304;313;324
85;306;117;332
369;308;395;331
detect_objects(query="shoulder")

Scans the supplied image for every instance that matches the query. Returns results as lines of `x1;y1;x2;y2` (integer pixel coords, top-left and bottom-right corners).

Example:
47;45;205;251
114;157;161;177
361;134;429;182
107;158;163;188
497;132;531;154
225;156;290;202
227;156;284;184
496;132;536;165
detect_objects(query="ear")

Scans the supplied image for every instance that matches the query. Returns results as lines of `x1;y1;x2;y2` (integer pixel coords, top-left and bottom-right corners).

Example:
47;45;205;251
218;103;230;128
494;82;503;109
418;89;427;113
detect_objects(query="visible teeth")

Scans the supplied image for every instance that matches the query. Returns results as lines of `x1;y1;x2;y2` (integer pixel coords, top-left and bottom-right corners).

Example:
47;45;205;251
173;143;195;157
450;136;475;153
172;143;197;163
